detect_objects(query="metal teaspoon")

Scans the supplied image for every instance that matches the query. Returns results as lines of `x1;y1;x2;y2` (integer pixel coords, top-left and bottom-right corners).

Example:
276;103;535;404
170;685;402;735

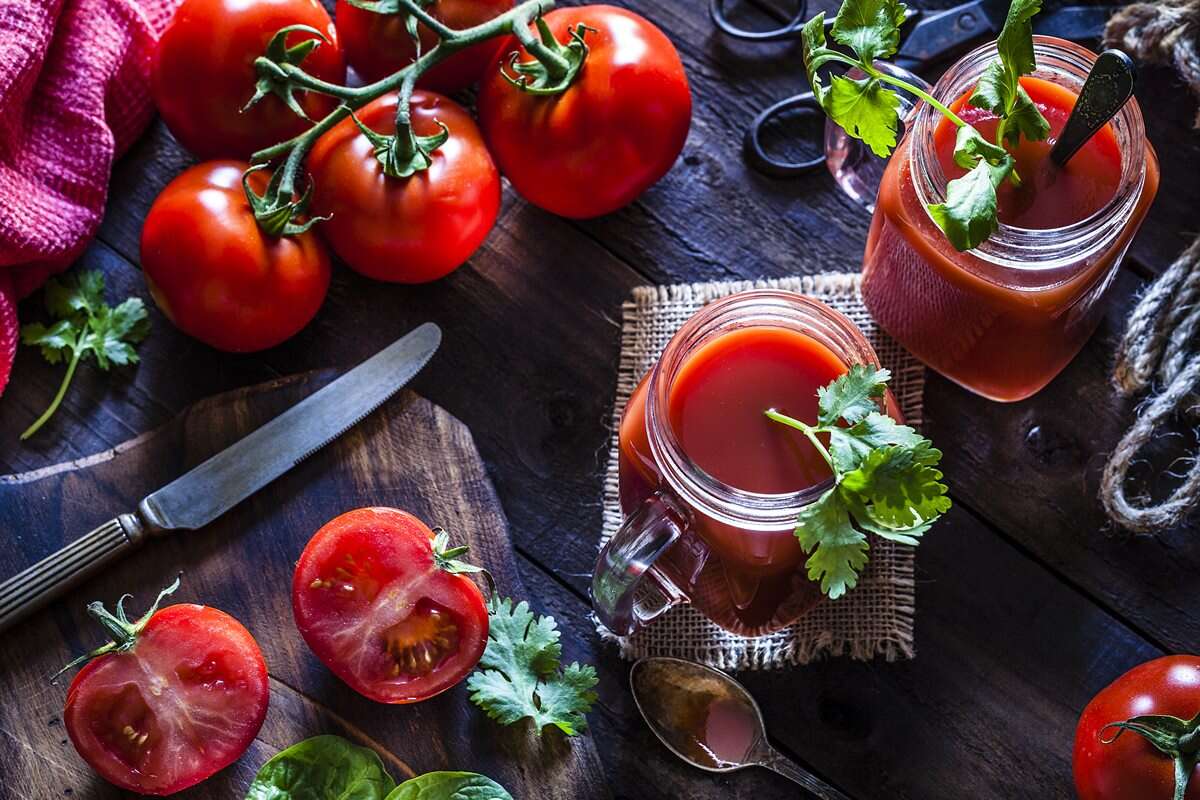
1049;49;1137;168
630;657;853;799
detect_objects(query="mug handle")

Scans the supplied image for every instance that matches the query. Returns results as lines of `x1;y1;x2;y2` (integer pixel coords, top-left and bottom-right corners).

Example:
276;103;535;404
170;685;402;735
592;492;690;636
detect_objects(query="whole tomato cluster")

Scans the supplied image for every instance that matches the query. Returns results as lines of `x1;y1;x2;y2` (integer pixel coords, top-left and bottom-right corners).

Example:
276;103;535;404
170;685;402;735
140;0;691;353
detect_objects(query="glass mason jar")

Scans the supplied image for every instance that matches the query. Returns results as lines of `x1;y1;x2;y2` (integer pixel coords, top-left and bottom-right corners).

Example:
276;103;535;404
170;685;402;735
861;37;1160;402
591;290;900;637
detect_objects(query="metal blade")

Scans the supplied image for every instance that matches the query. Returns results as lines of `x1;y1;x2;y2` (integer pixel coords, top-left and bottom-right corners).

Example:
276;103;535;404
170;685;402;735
139;323;441;531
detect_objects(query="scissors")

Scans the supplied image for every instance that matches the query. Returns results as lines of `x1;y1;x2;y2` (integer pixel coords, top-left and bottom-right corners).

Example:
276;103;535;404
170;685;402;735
711;0;1118;177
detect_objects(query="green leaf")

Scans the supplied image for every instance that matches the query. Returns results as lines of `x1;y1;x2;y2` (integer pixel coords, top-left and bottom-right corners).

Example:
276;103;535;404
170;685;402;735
996;0;1041;77
800;14;833;108
1005;84;1051;145
951;124;1010;170
793;488;869;599
966;0;1048;148
839;442;951;528
244;735;396;800
385;772;513;800
817;364;890;426
826;74;902;159
927;157;1013;251
828;411;924;473
829;0;908;62
21;319;75;364
466;598;598;736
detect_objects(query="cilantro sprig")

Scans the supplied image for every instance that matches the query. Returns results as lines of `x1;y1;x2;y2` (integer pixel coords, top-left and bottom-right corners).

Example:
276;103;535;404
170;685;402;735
765;365;950;598
467;597;598;737
19;271;149;440
801;0;1050;251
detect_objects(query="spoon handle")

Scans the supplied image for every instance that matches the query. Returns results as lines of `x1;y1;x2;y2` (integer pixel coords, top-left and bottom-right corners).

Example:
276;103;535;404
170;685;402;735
1049;49;1136;168
760;747;854;800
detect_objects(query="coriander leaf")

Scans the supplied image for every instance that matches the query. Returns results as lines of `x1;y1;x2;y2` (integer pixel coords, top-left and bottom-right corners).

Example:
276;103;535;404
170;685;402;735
385;772;512;800
840;442;951;528
967;0;1048;148
829;0;908;63
817;364;890;426
1005;84;1051;145
927;156;1013;251
244;735;396;800
18;271;149;440
793;488;869;599
827;74;902;158
800;13;835;108
997;0;1041;77
467;597;598;736
951;124;1010;170
828;411;924;473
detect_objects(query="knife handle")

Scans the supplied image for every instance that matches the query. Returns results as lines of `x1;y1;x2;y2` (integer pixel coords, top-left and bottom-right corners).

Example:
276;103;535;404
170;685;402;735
0;514;148;633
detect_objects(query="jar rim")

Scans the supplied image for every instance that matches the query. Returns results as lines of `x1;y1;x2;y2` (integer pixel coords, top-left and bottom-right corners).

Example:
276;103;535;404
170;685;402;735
909;36;1150;272
644;289;883;531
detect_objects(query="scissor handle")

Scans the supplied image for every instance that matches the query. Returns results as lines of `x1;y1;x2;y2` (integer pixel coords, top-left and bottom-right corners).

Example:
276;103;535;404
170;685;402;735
709;0;808;42
744;92;827;178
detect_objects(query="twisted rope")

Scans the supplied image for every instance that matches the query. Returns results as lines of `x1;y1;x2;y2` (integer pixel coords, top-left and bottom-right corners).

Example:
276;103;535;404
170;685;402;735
1105;0;1200;126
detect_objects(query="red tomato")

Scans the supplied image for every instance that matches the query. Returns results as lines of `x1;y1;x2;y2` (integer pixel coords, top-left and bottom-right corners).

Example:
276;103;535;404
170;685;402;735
140;161;331;352
476;5;692;219
64;603;269;795
152;0;345;159
292;508;489;703
1074;655;1200;800
337;0;511;92
307;92;499;283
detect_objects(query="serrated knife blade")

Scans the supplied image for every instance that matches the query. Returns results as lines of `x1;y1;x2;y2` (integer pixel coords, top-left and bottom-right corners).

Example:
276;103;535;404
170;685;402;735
0;323;441;631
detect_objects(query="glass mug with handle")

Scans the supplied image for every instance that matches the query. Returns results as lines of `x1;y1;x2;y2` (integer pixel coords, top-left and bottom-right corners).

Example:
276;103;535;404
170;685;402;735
591;290;901;637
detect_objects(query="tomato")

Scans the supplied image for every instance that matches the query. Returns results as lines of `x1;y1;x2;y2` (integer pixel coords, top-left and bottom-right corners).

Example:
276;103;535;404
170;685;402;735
1074;655;1200;800
292;507;489;703
140;161;331;352
476;5;691;219
152;0;345;159
307;92;499;283
337;0;511;92
64;600;269;795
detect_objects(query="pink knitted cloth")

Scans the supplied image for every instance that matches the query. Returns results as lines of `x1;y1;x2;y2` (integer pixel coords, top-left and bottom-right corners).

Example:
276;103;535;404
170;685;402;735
0;0;180;396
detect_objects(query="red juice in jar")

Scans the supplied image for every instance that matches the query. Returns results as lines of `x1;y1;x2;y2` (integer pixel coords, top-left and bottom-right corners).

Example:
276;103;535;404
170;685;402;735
861;38;1158;402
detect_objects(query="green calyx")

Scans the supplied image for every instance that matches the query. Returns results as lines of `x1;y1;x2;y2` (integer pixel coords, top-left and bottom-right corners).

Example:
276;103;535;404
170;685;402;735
352;111;449;179
1101;714;1200;800
244;24;329;119
243;164;327;237
51;577;181;683
431;528;485;575
501;18;592;95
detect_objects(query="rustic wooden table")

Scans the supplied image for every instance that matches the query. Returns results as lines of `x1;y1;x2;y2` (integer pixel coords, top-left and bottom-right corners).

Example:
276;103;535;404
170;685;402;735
2;0;1197;797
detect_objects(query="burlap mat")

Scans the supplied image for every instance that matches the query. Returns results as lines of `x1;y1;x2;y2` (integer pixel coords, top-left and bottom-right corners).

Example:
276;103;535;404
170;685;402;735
597;273;923;670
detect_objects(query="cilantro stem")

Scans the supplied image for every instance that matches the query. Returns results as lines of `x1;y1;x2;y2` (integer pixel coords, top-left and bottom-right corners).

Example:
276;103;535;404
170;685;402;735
764;409;835;470
21;346;81;440
870;68;968;129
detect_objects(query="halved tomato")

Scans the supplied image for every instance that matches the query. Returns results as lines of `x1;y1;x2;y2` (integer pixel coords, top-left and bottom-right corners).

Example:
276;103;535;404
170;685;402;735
62;590;269;795
292;507;489;703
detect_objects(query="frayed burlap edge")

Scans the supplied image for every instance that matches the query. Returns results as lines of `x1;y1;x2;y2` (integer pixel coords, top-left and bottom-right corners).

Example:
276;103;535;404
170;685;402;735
596;274;922;671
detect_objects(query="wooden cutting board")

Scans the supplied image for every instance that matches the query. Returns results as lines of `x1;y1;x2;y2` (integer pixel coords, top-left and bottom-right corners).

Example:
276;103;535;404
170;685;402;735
0;372;610;800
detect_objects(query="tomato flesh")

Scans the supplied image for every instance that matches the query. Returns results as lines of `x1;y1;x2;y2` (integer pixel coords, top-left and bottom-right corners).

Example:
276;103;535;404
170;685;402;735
293;507;489;703
64;604;269;795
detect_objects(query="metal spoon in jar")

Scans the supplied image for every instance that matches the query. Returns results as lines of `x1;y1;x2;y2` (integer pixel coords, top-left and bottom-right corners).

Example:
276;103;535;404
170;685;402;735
630;657;853;799
1049;49;1137;167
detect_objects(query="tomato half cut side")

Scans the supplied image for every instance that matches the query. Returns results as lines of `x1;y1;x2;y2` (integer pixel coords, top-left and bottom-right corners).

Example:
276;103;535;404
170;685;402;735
63;602;269;795
292;507;489;703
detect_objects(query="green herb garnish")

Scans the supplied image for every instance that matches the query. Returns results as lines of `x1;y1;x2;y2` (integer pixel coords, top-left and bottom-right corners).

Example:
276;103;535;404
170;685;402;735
467;597;598;737
801;0;1050;251
765;365;951;599
19;270;149;440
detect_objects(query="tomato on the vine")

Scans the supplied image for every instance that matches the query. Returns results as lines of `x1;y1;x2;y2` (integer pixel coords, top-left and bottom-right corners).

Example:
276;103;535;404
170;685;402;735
1074;655;1200;800
140;161;331;352
292;507;489;703
337;0;512;92
152;0;345;159
477;5;692;219
63;584;269;795
307;92;500;283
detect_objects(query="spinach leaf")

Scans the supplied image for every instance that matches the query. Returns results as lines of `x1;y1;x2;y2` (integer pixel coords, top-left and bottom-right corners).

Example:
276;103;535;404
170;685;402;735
245;735;396;800
385;771;513;800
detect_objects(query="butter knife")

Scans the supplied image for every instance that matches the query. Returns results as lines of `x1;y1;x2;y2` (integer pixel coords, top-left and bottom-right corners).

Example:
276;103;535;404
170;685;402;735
0;323;442;632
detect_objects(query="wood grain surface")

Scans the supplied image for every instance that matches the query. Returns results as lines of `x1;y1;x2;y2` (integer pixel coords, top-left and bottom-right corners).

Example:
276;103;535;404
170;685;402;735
0;375;609;800
0;0;1198;797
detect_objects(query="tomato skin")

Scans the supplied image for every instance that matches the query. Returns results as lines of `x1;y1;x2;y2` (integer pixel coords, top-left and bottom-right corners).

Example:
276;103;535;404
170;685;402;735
307;92;500;283
64;604;269;795
337;0;512;92
1074;655;1200;800
152;0;345;159
292;507;489;704
476;5;692;219
140;161;331;353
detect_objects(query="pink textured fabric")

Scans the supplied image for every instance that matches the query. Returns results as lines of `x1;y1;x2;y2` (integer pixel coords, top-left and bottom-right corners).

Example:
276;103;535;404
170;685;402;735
0;0;180;396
